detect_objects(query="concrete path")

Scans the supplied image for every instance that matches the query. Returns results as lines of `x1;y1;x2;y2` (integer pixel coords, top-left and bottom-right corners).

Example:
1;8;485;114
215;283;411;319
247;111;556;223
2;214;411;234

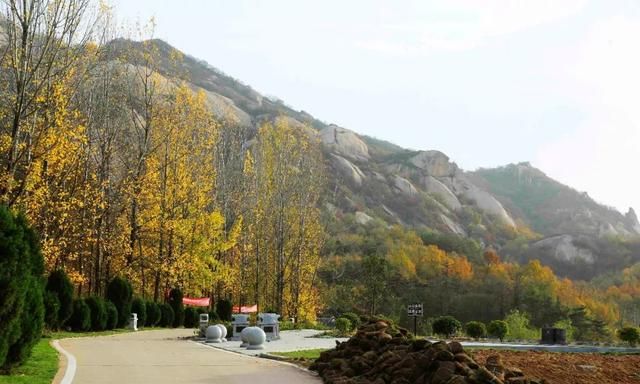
212;329;348;356
56;329;320;384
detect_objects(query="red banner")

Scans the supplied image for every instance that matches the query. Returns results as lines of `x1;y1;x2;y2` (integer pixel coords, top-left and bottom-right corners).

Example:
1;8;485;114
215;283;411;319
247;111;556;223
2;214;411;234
233;304;258;313
182;297;210;307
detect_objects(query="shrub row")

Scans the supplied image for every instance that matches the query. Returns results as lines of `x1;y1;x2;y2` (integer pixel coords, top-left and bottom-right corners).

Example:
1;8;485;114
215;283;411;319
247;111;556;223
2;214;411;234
0;207;45;370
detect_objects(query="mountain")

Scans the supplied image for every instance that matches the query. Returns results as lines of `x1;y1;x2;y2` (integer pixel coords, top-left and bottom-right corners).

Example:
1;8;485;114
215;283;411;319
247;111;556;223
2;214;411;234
114;38;640;279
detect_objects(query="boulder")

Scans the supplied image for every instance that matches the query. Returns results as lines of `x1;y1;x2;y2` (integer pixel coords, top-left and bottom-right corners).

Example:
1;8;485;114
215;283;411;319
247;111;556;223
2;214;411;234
200;89;252;127
626;208;640;234
393;175;418;196
422;176;462;210
410;151;458;177
459;183;516;228
320;125;370;162
273;115;318;138
440;214;467;236
355;211;373;225
331;154;366;186
531;235;595;264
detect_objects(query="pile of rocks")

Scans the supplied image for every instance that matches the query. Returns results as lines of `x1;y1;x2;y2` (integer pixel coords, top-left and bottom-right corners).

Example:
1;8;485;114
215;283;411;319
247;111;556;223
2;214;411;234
310;318;544;384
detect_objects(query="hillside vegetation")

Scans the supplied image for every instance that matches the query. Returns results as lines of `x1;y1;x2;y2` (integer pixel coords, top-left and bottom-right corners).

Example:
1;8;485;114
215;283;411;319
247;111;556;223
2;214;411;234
0;1;639;340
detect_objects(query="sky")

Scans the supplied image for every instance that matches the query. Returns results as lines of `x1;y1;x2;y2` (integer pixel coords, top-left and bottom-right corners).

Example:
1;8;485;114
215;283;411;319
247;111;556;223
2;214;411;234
111;0;639;214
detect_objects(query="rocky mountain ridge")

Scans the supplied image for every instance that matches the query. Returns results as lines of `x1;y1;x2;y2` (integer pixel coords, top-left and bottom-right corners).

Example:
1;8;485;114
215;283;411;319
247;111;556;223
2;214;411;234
115;38;640;277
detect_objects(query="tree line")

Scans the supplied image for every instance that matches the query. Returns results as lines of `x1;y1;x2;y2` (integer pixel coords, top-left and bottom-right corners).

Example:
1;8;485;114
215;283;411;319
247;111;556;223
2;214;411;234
0;0;324;321
320;216;637;341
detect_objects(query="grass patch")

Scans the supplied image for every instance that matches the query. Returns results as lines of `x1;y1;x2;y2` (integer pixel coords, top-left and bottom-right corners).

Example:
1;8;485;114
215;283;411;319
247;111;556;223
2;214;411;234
0;339;58;384
273;349;326;360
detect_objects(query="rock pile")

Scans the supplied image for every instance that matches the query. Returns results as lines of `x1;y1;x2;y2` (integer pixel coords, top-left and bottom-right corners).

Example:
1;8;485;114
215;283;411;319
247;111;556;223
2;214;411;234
310;318;544;384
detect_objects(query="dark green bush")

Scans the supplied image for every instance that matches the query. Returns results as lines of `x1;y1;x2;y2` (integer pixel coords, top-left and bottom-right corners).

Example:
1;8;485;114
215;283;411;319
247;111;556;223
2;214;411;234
131;298;147;328
106;276;132;328
215;299;232;322
145;301;161;327
85;296;107;331
6;275;44;369
208;310;220;322
465;321;487;339
618;327;640;346
43;291;60;330
488;320;509;342
184;307;199;328
45;270;74;329
432;316;462;338
159;303;175;327
336;318;352;335
0;207;45;370
68;299;91;332
105;301;118;330
168;288;184;328
340;312;361;330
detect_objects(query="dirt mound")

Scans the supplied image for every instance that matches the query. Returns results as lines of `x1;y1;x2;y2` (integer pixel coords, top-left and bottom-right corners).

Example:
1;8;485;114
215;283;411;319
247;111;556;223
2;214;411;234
310;318;544;384
472;349;640;384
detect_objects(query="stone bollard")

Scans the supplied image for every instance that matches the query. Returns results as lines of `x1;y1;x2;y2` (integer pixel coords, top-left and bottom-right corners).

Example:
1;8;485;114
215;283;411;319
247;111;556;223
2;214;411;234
240;327;252;348
215;324;228;342
206;325;222;343
246;327;267;350
129;313;138;331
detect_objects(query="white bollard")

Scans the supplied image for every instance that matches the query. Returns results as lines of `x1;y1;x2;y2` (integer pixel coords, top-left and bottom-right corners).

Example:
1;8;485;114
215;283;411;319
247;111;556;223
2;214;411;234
240;327;252;348
246;327;266;350
215;324;228;342
206;325;222;343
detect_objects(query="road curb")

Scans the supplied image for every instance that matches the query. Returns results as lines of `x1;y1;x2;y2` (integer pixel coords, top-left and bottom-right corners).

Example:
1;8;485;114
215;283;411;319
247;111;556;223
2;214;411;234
52;340;76;384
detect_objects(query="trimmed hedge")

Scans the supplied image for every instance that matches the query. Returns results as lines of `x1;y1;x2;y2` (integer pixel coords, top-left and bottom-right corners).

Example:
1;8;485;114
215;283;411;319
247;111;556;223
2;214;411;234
131;297;147;328
618;327;640;346
145;301;161;327
85;296;107;331
106;277;132;328
159;303;175;327
68;299;91;332
45;270;74;329
465;321;487;339
184;307;199;328
105;301;118;330
216;299;232;322
0;207;45;370
336;318;352;335
432;316;462;338
488;320;509;342
168;288;184;328
43;291;60;330
340;312;361;331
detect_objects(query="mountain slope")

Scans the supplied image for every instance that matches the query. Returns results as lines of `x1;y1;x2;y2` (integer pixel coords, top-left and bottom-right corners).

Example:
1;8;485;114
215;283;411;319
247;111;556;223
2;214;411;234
468;162;639;238
114;38;640;279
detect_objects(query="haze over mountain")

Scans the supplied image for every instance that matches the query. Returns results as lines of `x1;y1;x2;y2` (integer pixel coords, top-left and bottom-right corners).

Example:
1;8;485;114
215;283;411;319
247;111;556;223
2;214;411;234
113;0;640;217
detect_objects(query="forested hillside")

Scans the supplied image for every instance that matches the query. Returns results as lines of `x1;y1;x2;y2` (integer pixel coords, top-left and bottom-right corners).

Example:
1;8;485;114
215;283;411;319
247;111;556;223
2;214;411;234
1;1;639;335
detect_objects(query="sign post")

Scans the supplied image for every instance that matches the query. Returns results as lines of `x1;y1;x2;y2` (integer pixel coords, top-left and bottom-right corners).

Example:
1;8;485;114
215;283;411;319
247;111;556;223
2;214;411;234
407;303;423;336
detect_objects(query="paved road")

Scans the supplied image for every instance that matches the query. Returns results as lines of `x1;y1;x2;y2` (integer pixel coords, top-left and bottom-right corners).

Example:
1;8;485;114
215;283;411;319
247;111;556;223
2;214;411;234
55;329;320;384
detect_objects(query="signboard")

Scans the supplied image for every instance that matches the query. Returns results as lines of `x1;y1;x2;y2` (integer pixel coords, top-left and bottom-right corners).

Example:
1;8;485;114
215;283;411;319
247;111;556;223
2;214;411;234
407;303;423;317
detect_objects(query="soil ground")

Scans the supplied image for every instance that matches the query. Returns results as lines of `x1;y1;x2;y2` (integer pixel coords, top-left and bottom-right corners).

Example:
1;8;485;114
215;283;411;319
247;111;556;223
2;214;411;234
471;349;640;384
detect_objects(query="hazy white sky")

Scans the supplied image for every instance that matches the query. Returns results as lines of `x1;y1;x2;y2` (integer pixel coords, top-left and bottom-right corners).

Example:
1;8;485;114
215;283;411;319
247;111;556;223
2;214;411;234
112;0;639;214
